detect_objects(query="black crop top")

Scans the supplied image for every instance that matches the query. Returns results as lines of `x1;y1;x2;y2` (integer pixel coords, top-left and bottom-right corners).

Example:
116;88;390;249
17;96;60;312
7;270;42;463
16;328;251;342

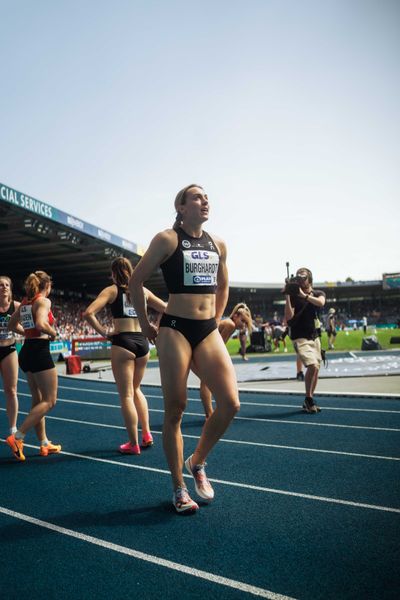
109;286;138;319
0;301;15;340
160;228;220;294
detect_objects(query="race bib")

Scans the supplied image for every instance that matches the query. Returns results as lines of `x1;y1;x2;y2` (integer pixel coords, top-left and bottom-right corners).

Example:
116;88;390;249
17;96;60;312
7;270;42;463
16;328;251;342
183;250;219;286
122;293;137;318
20;305;35;330
0;316;12;340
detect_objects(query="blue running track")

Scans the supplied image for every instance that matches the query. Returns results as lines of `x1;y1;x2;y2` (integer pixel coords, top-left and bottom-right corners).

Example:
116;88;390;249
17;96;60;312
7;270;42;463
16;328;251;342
1;374;400;599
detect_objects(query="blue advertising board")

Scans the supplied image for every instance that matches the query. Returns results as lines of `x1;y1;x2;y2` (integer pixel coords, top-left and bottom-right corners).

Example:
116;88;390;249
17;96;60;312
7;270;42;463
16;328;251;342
0;182;143;255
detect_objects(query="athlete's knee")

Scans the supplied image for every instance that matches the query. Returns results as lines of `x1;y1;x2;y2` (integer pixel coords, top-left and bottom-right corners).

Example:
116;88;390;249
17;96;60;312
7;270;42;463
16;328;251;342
230;398;241;416
4;384;17;400
47;395;57;409
218;395;240;417
164;401;186;425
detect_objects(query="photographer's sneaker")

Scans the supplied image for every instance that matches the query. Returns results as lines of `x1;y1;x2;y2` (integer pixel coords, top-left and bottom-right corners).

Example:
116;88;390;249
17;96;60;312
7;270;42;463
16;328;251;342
185;455;214;501
296;371;305;381
303;398;321;414
173;487;199;514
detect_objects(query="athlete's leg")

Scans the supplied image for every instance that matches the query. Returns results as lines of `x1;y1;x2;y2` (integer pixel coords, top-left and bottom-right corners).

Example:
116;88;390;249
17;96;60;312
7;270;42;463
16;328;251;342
199;381;213;419
191;361;213;418
156;328;192;490
132;354;152;437
19;368;57;435
0;351;19;431
28;373;46;441
111;345;138;445
191;330;239;464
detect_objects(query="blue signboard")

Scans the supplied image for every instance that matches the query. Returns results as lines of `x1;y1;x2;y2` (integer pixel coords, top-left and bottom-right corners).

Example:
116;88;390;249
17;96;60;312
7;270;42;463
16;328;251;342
0;182;143;255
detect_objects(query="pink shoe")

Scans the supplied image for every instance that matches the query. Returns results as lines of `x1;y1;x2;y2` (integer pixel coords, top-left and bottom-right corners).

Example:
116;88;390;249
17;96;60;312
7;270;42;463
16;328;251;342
119;441;141;455
141;432;154;448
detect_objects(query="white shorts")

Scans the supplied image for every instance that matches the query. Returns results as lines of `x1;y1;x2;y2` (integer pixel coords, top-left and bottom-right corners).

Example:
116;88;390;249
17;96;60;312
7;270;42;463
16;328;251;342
293;337;322;368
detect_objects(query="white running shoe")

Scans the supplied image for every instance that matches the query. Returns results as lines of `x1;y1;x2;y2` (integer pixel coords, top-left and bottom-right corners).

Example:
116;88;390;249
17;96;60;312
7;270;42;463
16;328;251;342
173;486;199;514
185;455;214;501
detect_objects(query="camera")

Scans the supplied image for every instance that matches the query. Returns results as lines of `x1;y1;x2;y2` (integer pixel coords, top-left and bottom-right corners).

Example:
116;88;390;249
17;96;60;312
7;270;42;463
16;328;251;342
282;262;307;295
283;276;303;295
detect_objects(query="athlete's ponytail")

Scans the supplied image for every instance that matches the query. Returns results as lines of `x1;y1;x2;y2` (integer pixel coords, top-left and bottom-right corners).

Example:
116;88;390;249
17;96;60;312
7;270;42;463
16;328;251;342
24;271;52;300
111;257;133;288
173;184;203;230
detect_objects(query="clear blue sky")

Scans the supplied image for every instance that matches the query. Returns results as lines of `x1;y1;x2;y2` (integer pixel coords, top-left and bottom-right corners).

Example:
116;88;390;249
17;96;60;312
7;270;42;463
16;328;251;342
1;0;399;284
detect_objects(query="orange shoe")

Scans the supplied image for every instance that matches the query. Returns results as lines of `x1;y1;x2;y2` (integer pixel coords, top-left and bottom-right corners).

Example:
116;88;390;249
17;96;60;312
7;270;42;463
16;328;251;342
40;441;62;456
6;434;25;462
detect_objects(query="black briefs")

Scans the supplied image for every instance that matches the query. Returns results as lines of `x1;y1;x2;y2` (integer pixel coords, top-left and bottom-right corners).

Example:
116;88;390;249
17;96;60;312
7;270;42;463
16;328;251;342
18;339;55;373
111;332;149;358
159;314;217;350
0;344;16;363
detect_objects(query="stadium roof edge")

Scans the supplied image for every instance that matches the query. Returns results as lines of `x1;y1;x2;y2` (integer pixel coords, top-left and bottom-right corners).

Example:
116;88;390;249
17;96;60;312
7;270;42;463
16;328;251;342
0;181;144;256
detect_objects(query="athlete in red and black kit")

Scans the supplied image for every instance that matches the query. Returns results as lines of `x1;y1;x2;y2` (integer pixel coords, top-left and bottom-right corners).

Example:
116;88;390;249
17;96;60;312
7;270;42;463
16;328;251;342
7;271;61;461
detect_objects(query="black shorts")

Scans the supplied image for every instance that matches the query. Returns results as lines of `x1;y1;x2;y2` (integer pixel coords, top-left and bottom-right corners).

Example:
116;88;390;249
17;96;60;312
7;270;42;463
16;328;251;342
18;339;55;373
0;344;16;363
111;332;149;358
159;314;217;350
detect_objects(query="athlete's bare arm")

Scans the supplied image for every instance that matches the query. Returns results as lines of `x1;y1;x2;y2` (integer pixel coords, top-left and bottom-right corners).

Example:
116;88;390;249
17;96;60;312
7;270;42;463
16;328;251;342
8;305;24;336
218;318;236;343
129;230;176;342
213;236;229;322
35;297;57;338
84;285;117;338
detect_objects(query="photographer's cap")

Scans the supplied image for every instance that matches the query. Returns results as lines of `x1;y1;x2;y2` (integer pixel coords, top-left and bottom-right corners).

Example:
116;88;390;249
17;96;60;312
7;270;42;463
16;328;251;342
328;308;336;314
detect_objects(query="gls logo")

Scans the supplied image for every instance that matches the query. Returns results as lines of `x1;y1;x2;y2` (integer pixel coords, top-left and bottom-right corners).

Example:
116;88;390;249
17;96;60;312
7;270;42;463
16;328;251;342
191;251;209;259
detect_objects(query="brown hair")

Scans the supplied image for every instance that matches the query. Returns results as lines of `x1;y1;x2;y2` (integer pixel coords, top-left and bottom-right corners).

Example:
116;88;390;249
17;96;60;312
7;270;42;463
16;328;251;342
172;184;203;231
24;271;52;300
296;267;313;285
0;276;13;303
111;257;133;288
230;302;253;333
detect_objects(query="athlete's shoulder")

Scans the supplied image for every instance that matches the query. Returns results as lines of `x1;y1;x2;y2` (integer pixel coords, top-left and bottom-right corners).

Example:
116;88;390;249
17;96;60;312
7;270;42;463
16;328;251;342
205;232;226;257
144;228;179;265
219;318;235;335
151;228;177;247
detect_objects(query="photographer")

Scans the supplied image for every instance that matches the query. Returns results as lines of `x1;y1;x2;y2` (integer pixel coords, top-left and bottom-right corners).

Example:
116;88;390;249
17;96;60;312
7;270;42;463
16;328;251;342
284;267;326;414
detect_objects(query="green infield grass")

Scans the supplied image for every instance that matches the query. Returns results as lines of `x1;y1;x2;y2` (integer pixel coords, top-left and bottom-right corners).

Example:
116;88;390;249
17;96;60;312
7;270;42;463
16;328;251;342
149;328;400;358
225;327;400;356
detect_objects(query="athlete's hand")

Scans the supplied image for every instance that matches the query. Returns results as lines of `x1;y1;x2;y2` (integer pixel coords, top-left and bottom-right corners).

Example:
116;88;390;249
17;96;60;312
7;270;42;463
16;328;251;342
142;322;158;344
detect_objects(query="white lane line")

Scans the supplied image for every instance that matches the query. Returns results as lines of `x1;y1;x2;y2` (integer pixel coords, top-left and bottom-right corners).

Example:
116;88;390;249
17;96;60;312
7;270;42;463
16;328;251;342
19;375;400;400
1;442;399;514
11;395;400;432
0;506;293;600
2;408;400;461
17;379;400;413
